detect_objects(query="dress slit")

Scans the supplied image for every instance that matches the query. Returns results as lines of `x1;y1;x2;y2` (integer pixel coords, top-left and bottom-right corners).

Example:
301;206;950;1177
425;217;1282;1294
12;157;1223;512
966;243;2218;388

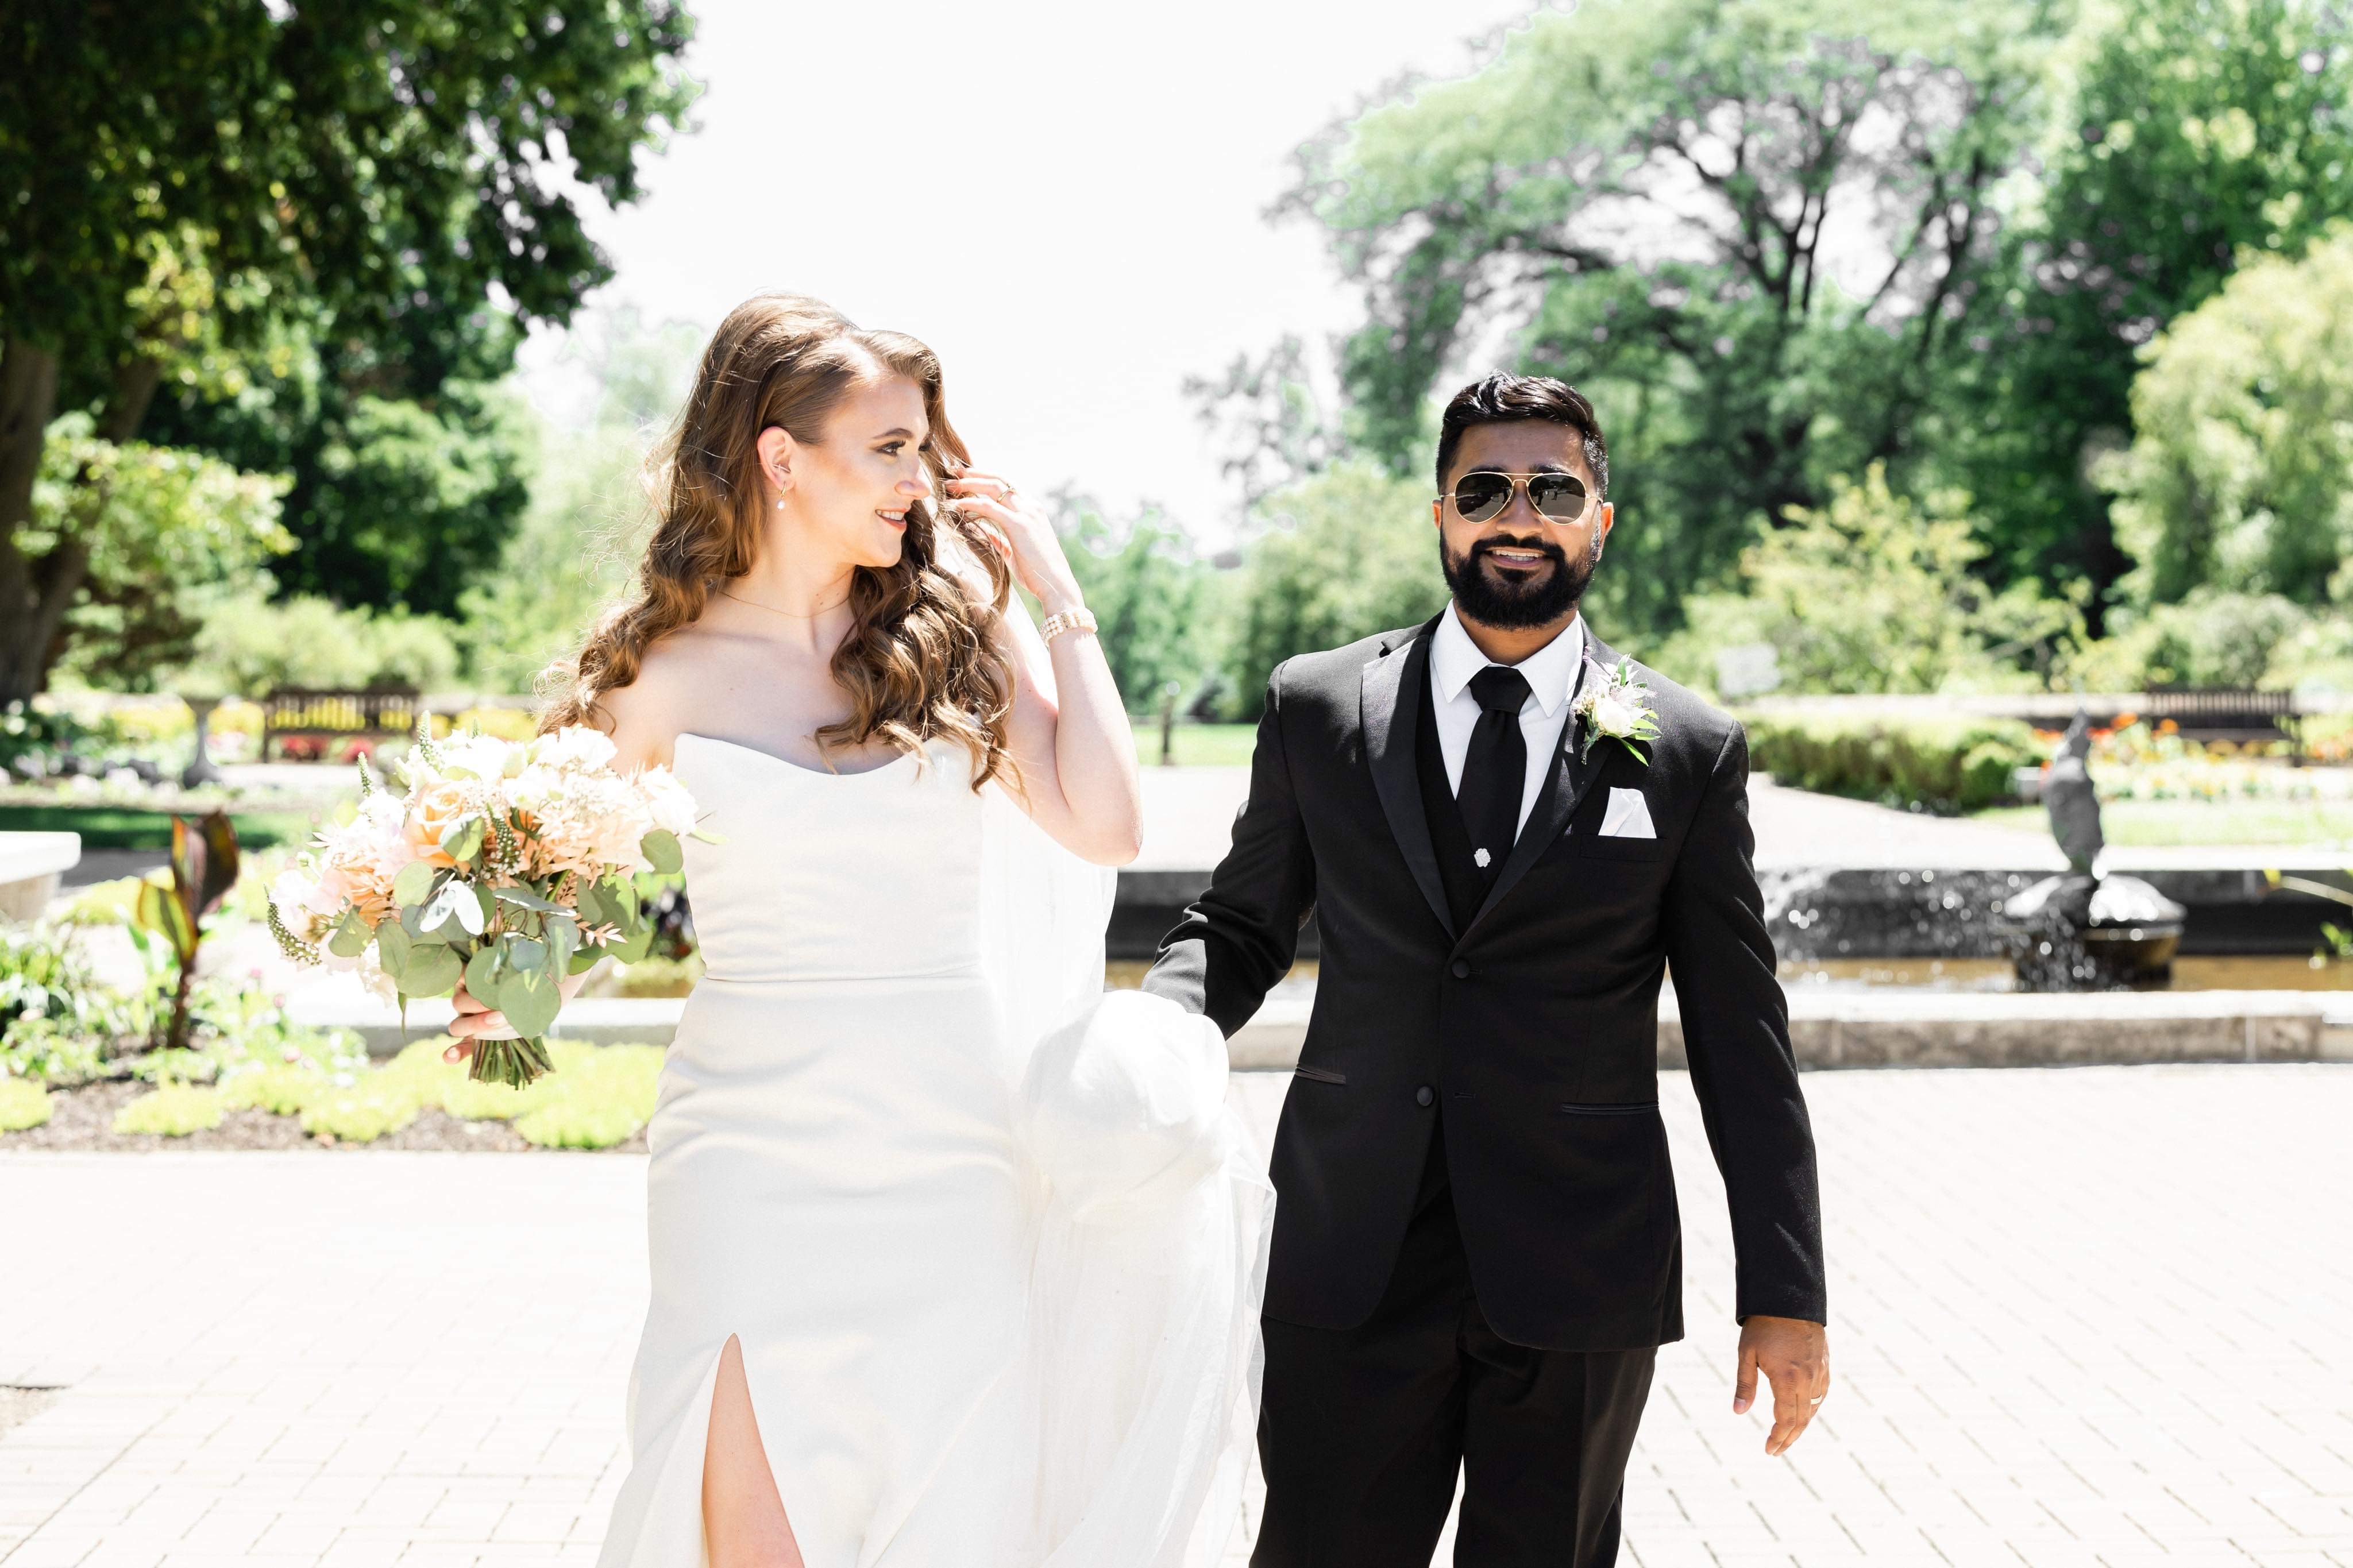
702;1333;804;1568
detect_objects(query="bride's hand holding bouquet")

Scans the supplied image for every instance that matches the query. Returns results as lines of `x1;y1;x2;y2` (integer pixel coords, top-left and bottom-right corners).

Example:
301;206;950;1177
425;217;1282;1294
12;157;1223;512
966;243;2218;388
267;717;716;1087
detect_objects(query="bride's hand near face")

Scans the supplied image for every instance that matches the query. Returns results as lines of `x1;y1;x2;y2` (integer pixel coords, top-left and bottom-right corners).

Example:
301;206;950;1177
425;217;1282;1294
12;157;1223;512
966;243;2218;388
944;471;1143;868
944;470;1084;615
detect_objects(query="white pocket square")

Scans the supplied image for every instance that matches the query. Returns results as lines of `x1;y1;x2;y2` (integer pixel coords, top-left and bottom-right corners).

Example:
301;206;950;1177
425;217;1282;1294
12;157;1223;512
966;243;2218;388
1598;787;1656;839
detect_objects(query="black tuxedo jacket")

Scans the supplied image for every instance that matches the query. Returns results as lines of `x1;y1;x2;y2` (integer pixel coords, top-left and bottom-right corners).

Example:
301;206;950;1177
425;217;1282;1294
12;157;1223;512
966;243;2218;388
1141;614;1827;1351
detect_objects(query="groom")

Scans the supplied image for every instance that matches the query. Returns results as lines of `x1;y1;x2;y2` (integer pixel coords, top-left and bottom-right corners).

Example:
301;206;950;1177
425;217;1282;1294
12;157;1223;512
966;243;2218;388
1143;374;1829;1566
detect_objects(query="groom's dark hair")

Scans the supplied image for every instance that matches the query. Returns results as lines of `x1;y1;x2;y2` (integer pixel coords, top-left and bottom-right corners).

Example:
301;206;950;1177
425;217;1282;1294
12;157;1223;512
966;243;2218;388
1434;374;1609;499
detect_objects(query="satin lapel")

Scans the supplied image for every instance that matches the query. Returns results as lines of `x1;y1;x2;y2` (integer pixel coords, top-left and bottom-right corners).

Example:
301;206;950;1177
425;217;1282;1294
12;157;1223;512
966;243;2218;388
1462;628;1614;940
1362;617;1453;941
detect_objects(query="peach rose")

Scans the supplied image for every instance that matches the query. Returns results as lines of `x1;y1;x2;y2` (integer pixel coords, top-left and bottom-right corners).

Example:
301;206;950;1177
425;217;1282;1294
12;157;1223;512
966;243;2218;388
404;778;477;868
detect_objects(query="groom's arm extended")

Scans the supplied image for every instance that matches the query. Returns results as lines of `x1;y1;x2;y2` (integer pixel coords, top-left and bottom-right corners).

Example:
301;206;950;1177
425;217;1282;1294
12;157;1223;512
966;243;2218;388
1141;662;1316;1037
1662;721;1827;1328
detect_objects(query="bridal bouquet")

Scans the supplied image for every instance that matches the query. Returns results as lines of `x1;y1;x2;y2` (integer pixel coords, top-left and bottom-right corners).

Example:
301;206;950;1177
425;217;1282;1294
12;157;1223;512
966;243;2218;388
266;717;712;1087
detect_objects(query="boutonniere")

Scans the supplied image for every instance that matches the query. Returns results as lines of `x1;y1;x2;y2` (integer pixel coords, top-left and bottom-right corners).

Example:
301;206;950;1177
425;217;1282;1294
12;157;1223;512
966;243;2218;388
1573;656;1661;765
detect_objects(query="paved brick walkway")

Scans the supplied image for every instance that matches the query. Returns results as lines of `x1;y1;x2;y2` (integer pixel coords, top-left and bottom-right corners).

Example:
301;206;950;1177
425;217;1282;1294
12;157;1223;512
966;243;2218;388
3;1064;2349;1566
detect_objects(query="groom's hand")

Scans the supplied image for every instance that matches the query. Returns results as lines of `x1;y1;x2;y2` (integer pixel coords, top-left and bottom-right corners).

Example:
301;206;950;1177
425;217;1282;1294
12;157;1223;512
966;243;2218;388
1734;1315;1829;1456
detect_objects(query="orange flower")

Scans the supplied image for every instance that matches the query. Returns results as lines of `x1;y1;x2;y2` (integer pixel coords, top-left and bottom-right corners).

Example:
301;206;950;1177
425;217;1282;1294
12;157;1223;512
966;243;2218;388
404;779;475;868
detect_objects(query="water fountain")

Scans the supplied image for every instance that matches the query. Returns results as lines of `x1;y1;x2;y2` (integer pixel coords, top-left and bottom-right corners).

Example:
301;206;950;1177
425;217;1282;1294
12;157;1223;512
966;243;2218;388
1994;712;2186;990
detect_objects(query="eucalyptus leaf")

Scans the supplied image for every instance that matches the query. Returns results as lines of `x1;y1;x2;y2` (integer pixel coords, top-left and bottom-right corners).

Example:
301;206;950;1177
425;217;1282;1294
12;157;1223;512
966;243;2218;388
640;829;683;875
464;945;501;999
507;936;548;975
397;943;462;998
610;921;655;964
494;884;564;914
376;912;414;973
545;911;579;971
495;967;562;1037
327;910;371;960
440;816;485;863
392;860;439;910
573;881;610;931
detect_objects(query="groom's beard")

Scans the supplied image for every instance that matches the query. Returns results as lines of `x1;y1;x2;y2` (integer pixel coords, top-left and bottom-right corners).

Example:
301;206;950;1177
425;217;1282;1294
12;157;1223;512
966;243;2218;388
1441;529;1596;630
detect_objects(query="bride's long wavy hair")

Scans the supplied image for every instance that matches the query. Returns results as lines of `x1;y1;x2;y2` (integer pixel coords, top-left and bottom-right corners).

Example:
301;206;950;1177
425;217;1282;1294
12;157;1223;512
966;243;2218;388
538;294;1019;790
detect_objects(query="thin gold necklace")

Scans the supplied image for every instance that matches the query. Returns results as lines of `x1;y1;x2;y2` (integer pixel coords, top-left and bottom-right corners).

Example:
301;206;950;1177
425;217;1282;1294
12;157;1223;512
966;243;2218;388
720;587;851;621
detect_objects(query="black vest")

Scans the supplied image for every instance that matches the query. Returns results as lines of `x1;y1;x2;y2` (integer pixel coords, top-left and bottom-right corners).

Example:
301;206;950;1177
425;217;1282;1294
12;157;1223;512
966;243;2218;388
1414;674;1490;936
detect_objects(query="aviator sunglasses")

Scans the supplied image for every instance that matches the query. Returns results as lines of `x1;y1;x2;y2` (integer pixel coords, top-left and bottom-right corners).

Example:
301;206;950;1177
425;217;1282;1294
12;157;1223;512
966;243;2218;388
1440;469;1591;524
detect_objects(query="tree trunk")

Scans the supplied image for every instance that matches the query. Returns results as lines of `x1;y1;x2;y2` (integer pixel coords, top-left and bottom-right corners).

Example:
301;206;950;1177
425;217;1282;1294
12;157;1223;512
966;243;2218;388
99;353;160;443
0;338;61;707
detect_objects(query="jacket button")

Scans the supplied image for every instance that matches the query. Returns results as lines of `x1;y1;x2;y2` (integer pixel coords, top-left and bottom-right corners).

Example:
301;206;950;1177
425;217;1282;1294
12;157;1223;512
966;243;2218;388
1450;959;1471;979
1415;1085;1435;1107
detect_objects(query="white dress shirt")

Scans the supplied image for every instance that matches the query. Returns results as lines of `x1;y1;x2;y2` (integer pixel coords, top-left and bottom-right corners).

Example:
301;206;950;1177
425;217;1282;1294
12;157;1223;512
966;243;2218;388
1428;601;1588;838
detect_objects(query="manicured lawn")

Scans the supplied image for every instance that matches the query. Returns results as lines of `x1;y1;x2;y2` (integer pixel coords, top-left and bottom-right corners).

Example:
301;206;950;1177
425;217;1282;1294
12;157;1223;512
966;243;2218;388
0;802;319;849
1972;799;2353;847
1133;723;1259;768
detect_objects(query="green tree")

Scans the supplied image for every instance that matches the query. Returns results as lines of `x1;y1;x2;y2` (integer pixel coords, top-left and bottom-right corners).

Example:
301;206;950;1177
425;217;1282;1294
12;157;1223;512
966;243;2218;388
1943;0;2353;611
1651;465;2080;694
153;364;534;616
2098;226;2353;608
1051;492;1222;713
186;594;462;697
454;310;704;696
1224;461;1449;719
2063;589;2313;691
0;0;696;699
1278;0;2058;637
24;415;290;692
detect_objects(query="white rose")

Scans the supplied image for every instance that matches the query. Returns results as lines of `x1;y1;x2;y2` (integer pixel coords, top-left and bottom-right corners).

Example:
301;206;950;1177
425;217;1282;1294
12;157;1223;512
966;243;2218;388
435;732;511;781
638;767;700;840
270;867;319;918
1592;694;1638;735
536;725;618;774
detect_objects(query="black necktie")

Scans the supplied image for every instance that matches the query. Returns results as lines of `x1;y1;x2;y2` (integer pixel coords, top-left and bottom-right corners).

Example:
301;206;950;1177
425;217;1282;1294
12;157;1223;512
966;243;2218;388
1457;665;1531;890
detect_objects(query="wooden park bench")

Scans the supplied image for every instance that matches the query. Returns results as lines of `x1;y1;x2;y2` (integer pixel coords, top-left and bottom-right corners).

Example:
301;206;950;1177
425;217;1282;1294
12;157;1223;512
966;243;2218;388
259;688;423;762
2127;689;2299;747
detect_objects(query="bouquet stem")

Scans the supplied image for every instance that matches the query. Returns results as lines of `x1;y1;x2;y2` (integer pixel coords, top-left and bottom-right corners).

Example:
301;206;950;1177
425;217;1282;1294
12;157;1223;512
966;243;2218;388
469;1035;555;1088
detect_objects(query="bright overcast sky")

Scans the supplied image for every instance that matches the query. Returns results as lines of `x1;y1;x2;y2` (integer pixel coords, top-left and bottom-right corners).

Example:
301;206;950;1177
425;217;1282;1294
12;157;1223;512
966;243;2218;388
518;0;1552;546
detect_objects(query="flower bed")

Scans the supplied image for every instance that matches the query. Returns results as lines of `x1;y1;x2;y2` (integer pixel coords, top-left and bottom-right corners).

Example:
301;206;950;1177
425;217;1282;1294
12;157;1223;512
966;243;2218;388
2;920;658;1151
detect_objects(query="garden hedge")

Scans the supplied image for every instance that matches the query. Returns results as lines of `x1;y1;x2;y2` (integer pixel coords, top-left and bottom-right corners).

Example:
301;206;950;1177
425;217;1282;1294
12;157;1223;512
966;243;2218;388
1738;711;2042;815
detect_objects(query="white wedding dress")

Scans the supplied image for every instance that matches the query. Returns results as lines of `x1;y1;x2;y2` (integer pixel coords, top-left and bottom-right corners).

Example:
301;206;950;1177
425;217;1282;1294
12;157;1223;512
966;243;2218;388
597;731;1271;1568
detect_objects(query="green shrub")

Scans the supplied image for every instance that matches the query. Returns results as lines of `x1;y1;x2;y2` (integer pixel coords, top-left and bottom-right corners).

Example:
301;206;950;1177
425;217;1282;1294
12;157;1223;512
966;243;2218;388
514;1098;647;1149
0;921;146;1084
0;1076;52;1130
1650;467;2080;697
299;1086;422;1142
511;1042;660;1149
1741;712;2040;814
112;1084;225;1136
186;593;462;697
217;1064;334;1116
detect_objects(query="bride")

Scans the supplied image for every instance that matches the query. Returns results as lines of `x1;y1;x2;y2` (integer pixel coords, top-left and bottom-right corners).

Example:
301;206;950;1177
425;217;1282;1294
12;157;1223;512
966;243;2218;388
442;294;1270;1567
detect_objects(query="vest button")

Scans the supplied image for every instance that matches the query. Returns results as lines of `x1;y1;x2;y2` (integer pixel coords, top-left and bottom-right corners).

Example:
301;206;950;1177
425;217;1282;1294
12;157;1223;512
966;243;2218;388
1450;959;1472;979
1415;1085;1435;1107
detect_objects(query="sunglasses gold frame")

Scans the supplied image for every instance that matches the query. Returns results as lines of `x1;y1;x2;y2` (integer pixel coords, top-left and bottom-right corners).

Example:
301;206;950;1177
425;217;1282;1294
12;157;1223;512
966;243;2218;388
1437;469;1593;523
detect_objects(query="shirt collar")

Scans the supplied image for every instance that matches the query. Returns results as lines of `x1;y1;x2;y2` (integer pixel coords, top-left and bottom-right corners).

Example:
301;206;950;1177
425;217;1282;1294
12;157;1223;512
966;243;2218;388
1431;601;1587;717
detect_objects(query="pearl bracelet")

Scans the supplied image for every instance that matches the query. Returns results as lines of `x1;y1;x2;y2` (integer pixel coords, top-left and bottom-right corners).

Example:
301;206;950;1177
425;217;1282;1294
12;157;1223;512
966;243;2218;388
1040;607;1098;644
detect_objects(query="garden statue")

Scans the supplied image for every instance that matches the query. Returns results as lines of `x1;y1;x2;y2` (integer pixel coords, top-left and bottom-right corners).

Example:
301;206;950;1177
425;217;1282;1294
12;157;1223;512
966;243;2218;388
1996;706;2185;989
180;693;225;789
2043;711;2101;875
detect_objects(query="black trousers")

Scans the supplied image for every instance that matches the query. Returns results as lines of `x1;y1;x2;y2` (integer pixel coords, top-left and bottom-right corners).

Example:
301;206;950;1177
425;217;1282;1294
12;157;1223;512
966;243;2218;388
1253;1117;1656;1568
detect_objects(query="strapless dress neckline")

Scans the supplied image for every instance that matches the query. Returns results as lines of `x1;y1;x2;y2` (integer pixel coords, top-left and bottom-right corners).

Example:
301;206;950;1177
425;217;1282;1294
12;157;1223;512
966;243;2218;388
675;729;927;779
